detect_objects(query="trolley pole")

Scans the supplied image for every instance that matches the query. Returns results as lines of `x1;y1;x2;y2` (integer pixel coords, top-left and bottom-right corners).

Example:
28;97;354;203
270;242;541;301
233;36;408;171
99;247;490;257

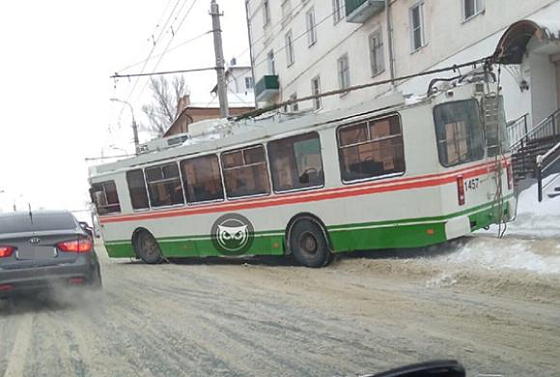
210;0;229;118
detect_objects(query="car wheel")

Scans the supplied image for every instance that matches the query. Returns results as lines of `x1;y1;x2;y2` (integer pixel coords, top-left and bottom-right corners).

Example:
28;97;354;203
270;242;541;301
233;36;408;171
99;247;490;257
289;219;331;268
135;231;163;264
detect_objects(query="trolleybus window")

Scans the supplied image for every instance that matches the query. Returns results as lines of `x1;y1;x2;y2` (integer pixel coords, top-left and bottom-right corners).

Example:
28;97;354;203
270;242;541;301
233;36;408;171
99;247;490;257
268;132;324;192
126;169;150;210
221;145;271;198
145;162;185;207
434;99;484;167
180;154;224;203
90;180;121;215
337;115;405;182
484;95;510;157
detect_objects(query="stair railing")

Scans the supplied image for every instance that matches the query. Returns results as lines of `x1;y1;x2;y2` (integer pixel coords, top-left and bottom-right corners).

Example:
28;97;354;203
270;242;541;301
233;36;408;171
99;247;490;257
536;141;560;202
506;113;528;149
511;108;560;153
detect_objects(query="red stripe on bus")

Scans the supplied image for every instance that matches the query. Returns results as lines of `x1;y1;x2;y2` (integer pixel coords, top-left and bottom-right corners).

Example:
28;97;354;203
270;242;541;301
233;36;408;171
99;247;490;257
99;162;501;224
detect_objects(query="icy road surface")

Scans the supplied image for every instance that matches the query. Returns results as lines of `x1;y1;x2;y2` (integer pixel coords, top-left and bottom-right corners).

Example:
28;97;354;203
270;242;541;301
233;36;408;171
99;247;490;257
1;234;559;377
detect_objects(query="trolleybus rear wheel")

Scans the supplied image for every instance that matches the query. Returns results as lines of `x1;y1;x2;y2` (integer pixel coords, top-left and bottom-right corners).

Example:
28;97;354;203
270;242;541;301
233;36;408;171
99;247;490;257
289;219;331;268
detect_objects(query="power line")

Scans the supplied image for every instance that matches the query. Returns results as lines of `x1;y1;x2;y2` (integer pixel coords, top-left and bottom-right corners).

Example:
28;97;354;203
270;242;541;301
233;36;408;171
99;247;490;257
132;0;201;105
115;0;185;121
116;30;213;73
111;66;217;79
236;57;490;120
252;6;346;72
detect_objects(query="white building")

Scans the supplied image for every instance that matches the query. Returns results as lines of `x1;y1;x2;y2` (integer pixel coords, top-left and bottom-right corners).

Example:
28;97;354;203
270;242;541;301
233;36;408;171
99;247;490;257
246;0;560;129
210;60;256;108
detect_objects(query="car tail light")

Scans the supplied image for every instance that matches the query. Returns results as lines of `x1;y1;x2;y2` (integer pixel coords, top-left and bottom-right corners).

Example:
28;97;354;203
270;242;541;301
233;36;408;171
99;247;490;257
57;238;92;253
68;278;85;285
0;246;14;258
457;176;465;206
506;163;513;190
0;284;14;292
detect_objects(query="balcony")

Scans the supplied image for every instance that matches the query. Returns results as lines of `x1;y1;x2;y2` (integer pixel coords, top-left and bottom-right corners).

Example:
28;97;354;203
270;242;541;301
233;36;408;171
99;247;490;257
255;75;279;102
345;0;385;23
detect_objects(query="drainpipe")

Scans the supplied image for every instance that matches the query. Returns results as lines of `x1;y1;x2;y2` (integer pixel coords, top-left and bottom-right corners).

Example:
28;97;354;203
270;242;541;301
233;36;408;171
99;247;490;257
385;0;396;87
244;0;258;109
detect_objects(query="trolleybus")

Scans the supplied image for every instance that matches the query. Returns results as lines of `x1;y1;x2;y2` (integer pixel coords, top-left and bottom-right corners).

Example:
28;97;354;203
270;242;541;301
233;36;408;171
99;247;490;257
89;71;516;267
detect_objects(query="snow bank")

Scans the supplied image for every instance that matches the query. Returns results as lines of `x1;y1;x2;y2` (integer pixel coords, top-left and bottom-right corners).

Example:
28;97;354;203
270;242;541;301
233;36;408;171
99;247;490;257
479;174;560;238
441;237;560;275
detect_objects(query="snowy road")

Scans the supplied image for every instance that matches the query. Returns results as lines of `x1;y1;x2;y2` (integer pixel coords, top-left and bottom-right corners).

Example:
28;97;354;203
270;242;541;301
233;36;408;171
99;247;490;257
1;234;559;377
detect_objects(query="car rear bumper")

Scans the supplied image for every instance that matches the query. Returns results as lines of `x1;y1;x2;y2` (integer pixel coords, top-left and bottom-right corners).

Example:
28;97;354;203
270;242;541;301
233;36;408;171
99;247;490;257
0;259;100;297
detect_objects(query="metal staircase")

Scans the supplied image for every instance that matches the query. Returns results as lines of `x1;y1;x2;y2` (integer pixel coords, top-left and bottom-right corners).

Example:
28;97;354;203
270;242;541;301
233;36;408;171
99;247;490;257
510;109;560;182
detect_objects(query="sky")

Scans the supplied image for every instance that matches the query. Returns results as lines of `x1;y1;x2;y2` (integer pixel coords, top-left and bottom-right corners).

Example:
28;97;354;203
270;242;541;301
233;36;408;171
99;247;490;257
0;0;250;213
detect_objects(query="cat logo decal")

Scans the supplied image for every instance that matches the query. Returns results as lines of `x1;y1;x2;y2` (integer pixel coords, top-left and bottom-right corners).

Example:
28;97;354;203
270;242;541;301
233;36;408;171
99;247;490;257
210;213;254;255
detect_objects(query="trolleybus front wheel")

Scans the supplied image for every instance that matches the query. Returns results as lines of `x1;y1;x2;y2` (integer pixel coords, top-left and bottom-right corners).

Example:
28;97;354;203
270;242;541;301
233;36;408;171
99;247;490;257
134;231;163;264
289;219;331;268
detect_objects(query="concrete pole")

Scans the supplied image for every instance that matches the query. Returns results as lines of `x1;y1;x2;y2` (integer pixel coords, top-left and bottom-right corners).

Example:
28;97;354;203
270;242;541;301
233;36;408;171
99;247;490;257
210;0;229;118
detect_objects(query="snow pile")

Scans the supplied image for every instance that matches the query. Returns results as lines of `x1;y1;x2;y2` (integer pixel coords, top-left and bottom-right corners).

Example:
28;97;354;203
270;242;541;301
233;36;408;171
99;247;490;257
440;238;560;275
479;174;560;238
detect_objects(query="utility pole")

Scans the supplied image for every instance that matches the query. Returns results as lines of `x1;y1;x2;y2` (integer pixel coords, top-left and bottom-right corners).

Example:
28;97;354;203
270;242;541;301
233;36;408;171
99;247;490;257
110;98;140;155
210;0;229;118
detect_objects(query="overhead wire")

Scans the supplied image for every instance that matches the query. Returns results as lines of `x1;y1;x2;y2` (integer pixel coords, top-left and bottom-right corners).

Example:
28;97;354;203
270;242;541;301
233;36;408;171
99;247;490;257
132;0;201;105
115;0;185;121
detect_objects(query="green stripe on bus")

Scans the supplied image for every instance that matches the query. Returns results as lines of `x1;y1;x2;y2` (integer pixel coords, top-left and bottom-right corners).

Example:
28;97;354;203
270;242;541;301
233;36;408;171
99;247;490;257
104;196;513;258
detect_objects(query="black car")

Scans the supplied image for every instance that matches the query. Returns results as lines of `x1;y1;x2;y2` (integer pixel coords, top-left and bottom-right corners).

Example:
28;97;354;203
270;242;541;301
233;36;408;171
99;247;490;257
0;210;102;299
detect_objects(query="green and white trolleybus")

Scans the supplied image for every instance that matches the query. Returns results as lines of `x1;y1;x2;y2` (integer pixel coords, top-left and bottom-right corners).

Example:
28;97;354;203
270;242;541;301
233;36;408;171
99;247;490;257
89;71;516;267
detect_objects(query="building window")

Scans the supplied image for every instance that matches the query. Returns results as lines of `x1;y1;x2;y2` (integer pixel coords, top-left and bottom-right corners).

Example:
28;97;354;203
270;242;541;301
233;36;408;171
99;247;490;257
332;0;345;24
281;0;292;27
245;77;254;89
263;0;271;26
90;181;121;215
289;93;299;112
463;0;484;21
180;155;224;203
268;132;324;192
337;115;405;182
306;7;317;47
369;31;385;77
285;30;295;67
267;50;276;75
221;145;271;198
410;2;426;52
434;100;485;167
338;54;350;91
126;169;149;210
145;162;185;207
311;76;321;110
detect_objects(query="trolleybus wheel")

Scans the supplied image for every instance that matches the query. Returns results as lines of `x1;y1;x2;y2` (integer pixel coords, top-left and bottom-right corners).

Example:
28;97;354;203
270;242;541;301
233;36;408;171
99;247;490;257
134;231;163;264
289;219;331;268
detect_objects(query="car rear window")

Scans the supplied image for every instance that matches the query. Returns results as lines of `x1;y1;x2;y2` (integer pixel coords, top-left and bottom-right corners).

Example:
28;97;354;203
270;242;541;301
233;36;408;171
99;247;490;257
0;213;77;234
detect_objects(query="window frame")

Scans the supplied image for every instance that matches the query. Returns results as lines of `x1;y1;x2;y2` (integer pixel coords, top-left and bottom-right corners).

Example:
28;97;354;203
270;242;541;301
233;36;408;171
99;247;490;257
90;180;121;215
220;144;272;200
433;99;486;168
144;161;186;209
285;30;295;67
267;131;325;194
337;54;350;92
289;93;299;112
311;75;321;111
332;0;345;24
245;76;254;90
179;153;225;205
306;7;317;47
410;1;426;53
336;113;406;184
263;0;271;27
267;50;276;75
462;0;484;22
369;30;385;78
126;169;151;211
